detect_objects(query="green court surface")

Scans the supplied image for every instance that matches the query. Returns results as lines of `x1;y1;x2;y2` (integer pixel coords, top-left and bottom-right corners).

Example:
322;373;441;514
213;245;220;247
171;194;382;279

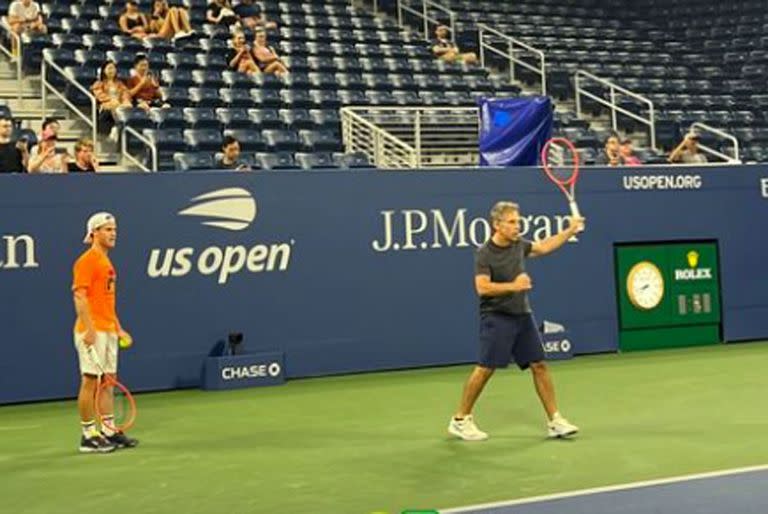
1;342;767;514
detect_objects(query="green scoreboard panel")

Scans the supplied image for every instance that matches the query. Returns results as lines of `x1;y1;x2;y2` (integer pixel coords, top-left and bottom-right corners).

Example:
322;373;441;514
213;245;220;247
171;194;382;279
615;241;722;351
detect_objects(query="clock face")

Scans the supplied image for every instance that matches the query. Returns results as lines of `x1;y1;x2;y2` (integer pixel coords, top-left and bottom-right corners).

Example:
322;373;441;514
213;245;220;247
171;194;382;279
627;261;664;310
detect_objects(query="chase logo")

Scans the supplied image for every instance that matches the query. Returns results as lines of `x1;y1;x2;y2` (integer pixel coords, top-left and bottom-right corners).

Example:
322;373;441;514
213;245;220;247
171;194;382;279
178;188;256;231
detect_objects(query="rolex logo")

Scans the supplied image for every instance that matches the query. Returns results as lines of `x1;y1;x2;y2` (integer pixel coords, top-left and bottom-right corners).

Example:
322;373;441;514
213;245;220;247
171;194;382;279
686;251;699;268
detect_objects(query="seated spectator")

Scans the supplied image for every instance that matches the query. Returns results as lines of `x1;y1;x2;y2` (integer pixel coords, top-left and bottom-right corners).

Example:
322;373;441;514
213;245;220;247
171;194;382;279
234;0;276;30
150;0;194;40
207;0;239;27
126;54;168;110
40;117;60;139
619;138;642;166
215;136;250;170
432;25;477;64
119;1;151;39
68;138;99;173
227;32;259;75
91;60;132;141
0;115;28;173
28;129;68;173
253;29;288;76
595;134;621;166
669;131;707;164
8;0;46;36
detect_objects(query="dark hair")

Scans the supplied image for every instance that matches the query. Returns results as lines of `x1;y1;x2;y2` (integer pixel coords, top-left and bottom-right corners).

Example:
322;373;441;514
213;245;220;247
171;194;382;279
0;115;12;123
42;118;59;131
133;53;149;66
222;135;239;149
99;60;118;81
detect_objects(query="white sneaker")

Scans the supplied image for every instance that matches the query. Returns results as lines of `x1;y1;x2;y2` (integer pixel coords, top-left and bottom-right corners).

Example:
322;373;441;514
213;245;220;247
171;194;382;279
108;126;119;143
448;415;488;441
547;415;579;438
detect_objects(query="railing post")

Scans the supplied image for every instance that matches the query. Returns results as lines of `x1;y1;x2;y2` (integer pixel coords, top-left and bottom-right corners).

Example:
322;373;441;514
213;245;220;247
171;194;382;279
610;86;617;131
41;60;47;116
478;26;485;68
449;12;456;43
540;54;547;96
508;40;515;83
92;97;98;154
575;73;582;118
414;109;422;167
16;35;22;101
397;0;403;27
649;103;656;150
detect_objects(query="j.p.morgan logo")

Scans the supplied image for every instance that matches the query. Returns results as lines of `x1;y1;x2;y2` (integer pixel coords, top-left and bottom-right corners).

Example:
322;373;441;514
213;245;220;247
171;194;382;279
372;209;575;252
0;234;38;270
148;188;294;284
761;178;768;198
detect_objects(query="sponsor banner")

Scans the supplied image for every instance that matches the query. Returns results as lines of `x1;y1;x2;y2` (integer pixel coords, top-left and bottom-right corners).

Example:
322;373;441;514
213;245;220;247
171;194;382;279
0;166;767;403
622;174;702;191
542;333;574;360
762;178;768;198
202;352;285;390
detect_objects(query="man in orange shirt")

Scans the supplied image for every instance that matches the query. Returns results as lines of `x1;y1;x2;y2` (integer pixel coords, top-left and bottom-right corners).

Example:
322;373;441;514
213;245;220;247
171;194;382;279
73;212;138;453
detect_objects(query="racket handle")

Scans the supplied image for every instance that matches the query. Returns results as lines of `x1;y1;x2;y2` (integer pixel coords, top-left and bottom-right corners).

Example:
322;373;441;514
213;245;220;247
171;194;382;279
569;200;585;233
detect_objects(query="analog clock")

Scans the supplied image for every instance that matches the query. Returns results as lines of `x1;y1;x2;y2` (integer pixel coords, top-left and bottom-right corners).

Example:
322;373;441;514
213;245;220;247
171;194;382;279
626;261;664;310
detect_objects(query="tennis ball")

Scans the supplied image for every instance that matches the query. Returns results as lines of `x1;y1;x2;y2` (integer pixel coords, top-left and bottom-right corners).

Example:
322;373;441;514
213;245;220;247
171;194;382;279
118;335;133;349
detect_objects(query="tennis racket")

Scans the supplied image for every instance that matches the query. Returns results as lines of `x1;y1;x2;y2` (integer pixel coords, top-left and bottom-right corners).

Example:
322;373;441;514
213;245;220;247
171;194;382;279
540;137;584;232
88;345;137;433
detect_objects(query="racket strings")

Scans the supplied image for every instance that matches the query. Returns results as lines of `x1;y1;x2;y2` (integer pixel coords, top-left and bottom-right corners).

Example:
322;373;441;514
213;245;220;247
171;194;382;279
546;143;578;183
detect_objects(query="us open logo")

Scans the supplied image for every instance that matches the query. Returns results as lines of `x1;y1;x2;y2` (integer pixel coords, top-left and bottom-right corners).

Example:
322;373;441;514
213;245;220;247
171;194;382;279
147;188;295;284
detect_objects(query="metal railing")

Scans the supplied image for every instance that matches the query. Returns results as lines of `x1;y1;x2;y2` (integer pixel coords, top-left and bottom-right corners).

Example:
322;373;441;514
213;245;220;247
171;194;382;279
41;56;98;151
478;24;547;96
575;70;656;149
341;106;480;168
341;107;417;168
0;18;24;100
690;122;740;164
121;125;157;172
397;0;456;42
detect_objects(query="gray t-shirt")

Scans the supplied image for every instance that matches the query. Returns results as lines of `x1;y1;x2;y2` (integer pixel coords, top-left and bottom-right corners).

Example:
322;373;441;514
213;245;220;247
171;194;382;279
680;150;707;164
474;238;533;315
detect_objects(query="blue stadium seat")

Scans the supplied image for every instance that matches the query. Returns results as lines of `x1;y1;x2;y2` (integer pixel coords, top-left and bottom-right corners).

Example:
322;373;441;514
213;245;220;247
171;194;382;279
184;128;223;152
220;88;253;108
174;152;215;171
115;108;154;131
295;152;339;170
150;107;186;129
216;108;252;129
183;108;220;129
189;88;223;108
248;109;283;130
161;69;195;88
222;71;254;90
299;130;341;152
223;129;265;152
280;109;315;130
333;151;373;169
262;130;302;152
255;152;301;170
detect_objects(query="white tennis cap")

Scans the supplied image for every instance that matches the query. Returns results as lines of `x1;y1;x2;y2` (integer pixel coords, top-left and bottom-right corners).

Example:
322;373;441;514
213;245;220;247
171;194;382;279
83;212;116;243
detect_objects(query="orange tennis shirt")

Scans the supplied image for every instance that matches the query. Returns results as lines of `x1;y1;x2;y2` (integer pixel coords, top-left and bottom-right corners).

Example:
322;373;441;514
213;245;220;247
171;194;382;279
72;248;118;333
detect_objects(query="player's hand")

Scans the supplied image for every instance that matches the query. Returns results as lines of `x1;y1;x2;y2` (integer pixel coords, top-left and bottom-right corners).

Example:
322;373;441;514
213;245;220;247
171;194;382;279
568;216;585;233
84;329;97;347
512;273;532;292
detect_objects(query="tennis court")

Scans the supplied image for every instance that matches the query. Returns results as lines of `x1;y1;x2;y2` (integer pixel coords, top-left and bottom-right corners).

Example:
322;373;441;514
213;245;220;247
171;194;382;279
2;342;766;514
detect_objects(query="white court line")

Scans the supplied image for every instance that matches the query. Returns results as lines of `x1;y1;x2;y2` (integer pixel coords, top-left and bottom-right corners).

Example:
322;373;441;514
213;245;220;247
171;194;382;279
440;464;768;513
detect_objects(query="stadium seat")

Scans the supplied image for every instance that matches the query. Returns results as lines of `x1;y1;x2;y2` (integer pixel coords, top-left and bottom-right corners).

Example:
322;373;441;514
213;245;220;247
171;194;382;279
295;152;339;170
222;129;265;152
255;152;301;170
184;129;224;152
174;152;215;171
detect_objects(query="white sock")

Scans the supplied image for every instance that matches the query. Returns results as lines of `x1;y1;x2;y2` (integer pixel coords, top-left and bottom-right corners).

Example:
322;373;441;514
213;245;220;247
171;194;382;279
81;420;97;438
101;415;116;436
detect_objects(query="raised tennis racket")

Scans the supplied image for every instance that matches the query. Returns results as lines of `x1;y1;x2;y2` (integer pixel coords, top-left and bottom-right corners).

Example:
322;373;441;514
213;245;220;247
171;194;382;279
88;346;137;432
540;137;584;232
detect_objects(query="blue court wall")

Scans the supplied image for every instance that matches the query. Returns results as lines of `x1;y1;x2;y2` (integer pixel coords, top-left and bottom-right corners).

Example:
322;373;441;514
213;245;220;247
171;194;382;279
0;166;766;404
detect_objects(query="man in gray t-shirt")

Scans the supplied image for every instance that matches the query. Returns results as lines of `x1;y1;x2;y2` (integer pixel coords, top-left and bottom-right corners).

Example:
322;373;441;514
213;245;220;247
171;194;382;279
447;201;584;442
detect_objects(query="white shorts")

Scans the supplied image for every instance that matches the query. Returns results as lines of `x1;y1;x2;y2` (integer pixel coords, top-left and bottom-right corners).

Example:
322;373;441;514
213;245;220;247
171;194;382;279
74;331;118;376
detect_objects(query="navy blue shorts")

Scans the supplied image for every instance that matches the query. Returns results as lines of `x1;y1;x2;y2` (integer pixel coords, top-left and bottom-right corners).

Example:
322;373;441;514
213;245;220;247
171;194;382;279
478;312;545;370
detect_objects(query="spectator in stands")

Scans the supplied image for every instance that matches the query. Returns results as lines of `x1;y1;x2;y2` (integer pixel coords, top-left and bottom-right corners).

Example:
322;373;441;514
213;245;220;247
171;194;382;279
215;136;250;170
432;25;477;64
234;0;276;30
150;0;194;40
228;32;259;75
92;60;132;142
619;138;642;166
119;1;151;39
28;130;68;173
207;0;239;27
598;134;621;166
669;131;707;164
0;115;28;173
40;117;60;139
8;0;46;37
126;54;167;110
68;138;99;173
253;29;288;76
